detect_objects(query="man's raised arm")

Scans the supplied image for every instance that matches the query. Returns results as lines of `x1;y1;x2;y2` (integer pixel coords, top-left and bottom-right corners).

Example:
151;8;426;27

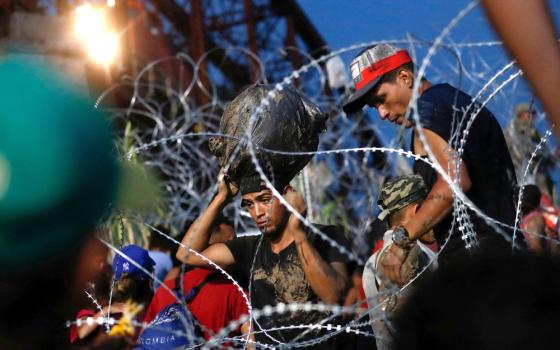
176;172;237;269
285;190;349;304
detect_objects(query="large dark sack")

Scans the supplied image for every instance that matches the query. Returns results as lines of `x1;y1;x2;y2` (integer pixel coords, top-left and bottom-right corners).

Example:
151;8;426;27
209;85;327;185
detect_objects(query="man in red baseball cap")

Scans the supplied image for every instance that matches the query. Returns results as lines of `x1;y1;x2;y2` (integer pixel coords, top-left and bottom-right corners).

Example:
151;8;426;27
343;44;416;121
343;44;520;275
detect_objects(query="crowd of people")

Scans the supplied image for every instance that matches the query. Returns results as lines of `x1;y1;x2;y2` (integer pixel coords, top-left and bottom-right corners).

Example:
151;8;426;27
2;24;560;350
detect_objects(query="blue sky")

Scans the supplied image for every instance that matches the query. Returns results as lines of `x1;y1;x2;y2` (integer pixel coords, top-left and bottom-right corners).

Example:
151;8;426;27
300;0;560;51
300;0;494;49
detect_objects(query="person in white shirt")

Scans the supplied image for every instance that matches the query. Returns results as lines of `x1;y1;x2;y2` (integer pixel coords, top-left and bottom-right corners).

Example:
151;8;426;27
362;175;437;350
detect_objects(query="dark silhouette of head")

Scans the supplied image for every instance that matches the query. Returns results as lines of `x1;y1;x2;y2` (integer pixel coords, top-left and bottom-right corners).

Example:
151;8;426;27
393;252;560;350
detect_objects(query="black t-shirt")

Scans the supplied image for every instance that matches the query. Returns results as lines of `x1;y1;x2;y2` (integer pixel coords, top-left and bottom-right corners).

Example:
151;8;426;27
413;83;517;255
224;224;350;348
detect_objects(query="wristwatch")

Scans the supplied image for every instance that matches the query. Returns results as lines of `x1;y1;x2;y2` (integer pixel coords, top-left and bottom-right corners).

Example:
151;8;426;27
392;226;413;248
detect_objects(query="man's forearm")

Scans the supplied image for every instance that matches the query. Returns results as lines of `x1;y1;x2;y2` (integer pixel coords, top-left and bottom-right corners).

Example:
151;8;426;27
294;233;348;304
240;321;255;350
176;193;227;264
404;180;454;241
77;322;99;340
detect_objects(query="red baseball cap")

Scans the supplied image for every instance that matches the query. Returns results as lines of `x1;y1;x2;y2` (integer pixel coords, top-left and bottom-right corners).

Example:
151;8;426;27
343;44;412;114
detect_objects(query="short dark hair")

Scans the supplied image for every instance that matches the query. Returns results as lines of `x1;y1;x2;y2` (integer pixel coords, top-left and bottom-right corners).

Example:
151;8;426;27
114;275;154;305
381;62;415;84
149;225;176;252
214;213;234;228
393;252;560;350
514;184;541;215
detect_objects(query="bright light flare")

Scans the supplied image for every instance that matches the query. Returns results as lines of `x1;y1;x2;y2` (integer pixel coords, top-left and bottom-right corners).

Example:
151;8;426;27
74;4;118;66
